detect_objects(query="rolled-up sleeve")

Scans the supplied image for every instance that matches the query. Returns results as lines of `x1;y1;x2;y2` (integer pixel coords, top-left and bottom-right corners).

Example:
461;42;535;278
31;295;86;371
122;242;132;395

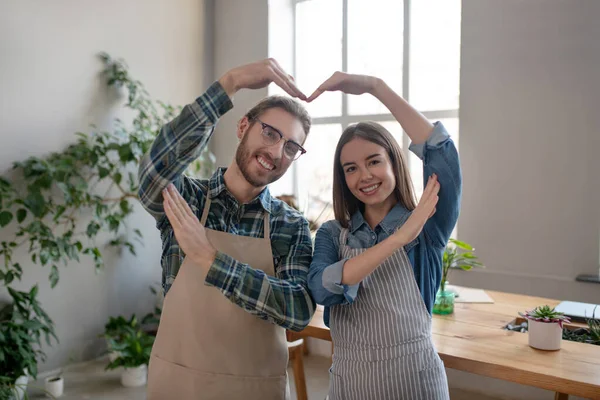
409;121;462;248
204;215;315;332
308;223;359;306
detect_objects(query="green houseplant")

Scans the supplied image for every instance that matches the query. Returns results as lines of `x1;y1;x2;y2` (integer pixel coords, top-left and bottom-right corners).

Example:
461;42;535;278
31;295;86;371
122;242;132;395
0;52;215;290
0;52;215;391
102;315;140;362
432;239;485;315
105;324;154;387
585;308;600;345
520;305;570;350
562;307;600;346
0;286;57;399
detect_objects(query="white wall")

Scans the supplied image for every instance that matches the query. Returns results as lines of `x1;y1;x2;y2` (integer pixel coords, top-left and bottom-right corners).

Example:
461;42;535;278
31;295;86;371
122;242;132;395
455;0;600;305
0;0;211;371
211;0;270;166
449;1;599;399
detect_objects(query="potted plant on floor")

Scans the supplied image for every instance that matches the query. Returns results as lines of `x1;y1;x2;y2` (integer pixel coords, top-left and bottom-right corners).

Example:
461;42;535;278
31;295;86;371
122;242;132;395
520;305;570;350
433;239;485;315
0;286;57;399
102;315;140;362
105;325;154;387
141;284;163;337
44;373;64;398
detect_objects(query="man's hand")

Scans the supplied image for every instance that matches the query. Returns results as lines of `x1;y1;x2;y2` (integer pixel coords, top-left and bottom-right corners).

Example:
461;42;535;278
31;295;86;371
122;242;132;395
218;59;307;100
163;184;216;271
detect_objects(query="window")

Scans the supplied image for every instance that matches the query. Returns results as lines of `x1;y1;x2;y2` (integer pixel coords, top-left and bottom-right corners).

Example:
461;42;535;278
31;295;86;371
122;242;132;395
270;0;461;233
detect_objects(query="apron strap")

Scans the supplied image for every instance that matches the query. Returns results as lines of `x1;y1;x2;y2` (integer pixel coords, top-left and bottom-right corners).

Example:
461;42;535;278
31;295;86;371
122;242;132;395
200;195;271;241
263;212;270;239
338;227;349;259
200;197;211;226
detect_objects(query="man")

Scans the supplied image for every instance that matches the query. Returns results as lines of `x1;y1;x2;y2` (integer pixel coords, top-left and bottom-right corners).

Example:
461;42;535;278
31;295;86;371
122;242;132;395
138;59;315;399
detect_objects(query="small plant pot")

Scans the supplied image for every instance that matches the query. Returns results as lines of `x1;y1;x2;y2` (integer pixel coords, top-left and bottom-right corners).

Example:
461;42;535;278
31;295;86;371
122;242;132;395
44;376;64;398
12;374;28;400
433;289;455;315
527;319;562;350
121;364;147;387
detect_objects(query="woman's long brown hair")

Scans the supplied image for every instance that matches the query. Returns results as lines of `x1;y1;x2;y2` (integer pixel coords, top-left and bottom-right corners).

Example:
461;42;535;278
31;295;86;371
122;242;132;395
333;121;417;228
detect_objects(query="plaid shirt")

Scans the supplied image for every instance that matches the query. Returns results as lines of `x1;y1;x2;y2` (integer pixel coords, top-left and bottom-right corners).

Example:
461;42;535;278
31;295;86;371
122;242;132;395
138;82;315;331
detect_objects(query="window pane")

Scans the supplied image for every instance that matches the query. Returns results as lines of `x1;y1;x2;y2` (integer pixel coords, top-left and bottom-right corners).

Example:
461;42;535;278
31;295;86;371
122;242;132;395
409;0;461;111
297;124;342;226
295;0;342;118
409;152;424;201
269;166;294;197
348;0;403;115
379;121;404;149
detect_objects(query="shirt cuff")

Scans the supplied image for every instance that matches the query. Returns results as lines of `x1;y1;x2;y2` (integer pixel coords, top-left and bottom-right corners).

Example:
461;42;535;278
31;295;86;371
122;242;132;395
322;259;359;304
192;81;234;124
409;121;451;160
204;250;242;293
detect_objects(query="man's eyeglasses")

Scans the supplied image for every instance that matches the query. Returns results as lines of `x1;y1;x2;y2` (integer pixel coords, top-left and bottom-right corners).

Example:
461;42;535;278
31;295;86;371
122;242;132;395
254;118;306;161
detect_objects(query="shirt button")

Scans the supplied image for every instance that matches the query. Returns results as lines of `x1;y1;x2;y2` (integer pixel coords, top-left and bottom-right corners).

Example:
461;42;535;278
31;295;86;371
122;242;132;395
371;234;376;240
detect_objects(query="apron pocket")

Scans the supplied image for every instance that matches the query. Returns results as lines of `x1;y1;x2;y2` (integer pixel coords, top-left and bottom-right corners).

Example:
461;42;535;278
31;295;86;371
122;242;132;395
418;359;450;400
148;355;288;400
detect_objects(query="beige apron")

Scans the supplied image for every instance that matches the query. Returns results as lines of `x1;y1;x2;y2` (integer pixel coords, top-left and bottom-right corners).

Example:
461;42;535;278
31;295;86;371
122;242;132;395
147;197;290;400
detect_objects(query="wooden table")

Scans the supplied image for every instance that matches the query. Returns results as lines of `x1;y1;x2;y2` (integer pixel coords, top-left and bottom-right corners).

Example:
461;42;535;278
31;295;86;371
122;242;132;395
294;288;600;399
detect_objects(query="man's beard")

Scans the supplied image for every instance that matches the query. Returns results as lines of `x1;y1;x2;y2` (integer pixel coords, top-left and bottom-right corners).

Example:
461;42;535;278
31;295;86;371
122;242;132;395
235;135;285;188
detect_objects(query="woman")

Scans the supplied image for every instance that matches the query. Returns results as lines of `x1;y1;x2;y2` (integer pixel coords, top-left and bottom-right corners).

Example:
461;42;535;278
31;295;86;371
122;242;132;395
307;72;461;399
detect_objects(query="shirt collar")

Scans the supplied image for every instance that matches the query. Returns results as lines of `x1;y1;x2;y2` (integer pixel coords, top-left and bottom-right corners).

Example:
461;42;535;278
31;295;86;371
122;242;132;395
207;168;272;213
349;203;411;234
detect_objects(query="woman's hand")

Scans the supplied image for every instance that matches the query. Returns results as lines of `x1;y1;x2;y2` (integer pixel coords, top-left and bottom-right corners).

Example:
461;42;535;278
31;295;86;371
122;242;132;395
307;72;379;102
392;174;440;246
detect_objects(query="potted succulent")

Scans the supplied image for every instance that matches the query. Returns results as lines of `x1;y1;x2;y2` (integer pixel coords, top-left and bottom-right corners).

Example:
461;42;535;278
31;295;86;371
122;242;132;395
520;305;570;350
0;286;57;400
433;239;484;315
105;325;154;387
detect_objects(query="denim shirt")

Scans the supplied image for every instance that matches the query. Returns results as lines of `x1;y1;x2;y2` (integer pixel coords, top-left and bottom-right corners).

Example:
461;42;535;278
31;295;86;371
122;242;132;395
307;122;462;326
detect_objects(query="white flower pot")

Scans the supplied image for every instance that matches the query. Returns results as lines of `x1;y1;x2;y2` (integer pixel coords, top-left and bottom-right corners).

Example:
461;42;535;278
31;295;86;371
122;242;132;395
120;364;147;387
44;376;64;398
528;319;563;350
12;374;28;400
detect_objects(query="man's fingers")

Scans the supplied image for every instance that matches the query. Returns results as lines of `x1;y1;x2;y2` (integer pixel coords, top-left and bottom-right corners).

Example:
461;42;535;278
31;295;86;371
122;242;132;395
163;191;182;229
270;70;303;99
168;184;196;220
269;60;307;100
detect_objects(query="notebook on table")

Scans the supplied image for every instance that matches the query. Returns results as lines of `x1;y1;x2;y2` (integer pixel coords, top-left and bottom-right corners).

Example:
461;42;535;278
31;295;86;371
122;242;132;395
554;301;600;322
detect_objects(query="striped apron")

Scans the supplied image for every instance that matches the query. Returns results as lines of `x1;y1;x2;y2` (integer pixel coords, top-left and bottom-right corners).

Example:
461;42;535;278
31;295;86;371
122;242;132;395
328;228;450;400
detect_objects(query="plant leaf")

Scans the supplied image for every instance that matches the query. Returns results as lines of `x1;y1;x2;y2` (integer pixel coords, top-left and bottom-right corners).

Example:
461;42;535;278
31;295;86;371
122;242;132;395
0;211;13;227
49;265;59;288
